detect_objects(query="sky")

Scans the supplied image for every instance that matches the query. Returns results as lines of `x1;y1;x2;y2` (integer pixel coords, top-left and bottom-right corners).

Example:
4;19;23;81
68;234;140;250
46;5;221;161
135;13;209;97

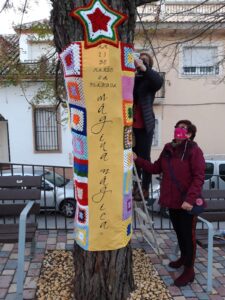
0;0;52;34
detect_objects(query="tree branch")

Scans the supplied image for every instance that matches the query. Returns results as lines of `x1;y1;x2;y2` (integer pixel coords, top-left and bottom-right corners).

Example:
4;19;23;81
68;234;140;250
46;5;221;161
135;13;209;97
135;0;159;7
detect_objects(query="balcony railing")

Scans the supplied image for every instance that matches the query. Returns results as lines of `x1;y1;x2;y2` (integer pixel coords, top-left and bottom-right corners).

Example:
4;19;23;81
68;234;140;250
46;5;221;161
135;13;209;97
137;3;225;22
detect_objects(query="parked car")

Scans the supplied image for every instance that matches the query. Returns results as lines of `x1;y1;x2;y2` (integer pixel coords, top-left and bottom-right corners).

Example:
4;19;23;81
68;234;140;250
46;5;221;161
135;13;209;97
0;168;76;218
204;159;225;190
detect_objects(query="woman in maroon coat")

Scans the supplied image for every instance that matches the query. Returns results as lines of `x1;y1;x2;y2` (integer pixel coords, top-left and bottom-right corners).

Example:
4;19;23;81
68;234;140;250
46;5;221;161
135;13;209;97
134;120;205;287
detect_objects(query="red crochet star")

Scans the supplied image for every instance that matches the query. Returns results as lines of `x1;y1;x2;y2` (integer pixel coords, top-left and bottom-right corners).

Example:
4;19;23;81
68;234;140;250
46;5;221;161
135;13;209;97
70;0;127;48
87;8;110;33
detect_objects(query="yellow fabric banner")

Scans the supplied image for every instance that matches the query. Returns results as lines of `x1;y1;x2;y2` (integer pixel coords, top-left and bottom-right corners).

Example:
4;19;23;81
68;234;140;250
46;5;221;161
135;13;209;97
60;41;134;251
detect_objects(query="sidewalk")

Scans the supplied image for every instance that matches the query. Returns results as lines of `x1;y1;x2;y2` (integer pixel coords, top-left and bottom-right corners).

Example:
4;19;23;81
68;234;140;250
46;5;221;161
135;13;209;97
1;229;225;300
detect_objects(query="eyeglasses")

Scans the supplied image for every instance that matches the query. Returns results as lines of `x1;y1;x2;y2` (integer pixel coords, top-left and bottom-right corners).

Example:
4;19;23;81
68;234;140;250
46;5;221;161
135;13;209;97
175;126;188;130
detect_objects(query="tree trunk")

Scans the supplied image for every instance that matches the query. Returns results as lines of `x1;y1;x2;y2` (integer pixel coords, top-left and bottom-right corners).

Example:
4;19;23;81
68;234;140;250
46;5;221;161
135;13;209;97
51;0;137;52
73;242;134;300
50;1;142;299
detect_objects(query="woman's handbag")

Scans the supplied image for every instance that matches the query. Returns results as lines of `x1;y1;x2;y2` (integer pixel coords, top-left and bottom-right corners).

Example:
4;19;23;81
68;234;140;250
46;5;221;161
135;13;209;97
167;158;205;215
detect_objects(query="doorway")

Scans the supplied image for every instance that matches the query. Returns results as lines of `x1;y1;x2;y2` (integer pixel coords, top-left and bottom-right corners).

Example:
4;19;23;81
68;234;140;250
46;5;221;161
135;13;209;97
0;114;10;162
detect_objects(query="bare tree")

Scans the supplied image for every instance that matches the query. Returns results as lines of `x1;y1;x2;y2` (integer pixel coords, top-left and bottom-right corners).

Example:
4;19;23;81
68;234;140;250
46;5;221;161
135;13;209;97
50;1;155;299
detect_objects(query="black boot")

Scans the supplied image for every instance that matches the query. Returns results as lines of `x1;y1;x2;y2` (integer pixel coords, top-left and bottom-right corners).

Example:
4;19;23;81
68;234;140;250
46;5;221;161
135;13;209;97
169;256;185;269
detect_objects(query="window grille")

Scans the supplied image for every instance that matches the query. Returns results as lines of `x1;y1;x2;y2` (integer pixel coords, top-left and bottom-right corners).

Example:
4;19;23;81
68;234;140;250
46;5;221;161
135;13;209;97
183;46;219;75
34;107;60;151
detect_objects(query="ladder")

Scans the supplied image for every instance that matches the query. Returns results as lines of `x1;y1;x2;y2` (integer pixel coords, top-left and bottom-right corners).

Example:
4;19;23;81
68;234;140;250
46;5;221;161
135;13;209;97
133;164;161;256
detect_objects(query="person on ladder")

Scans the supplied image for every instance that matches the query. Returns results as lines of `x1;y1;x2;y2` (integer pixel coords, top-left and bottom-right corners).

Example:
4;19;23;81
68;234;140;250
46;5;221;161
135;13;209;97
133;52;163;201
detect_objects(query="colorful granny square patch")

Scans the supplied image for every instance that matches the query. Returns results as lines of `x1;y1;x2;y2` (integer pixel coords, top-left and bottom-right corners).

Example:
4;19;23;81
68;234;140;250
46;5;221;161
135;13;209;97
122;76;134;102
124;126;133;149
70;104;87;136
74;156;88;177
123;101;133;126
75;180;88;206
75;225;89;250
74;173;88;184
75;203;89;227
70;0;127;48
123;169;132;195
68;81;80;100
121;43;135;72
59;42;82;77
124;149;133;172
72;133;88;160
123;194;132;220
65;78;85;107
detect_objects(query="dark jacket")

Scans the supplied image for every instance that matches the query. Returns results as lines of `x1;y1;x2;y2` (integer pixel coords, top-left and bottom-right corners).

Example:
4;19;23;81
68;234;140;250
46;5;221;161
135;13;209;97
135;140;205;209
133;67;163;133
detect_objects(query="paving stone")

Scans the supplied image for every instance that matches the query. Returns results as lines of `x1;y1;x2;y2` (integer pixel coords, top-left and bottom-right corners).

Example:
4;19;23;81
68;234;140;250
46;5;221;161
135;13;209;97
212;269;223;277
57;236;67;242
48;232;57;237
0;251;10;257
195;274;207;285
157;267;170;276
9;253;18;260
168;285;182;296
36;242;46;249
46;244;56;250
67;240;74;248
2;270;15;276
5;260;17;270
211;279;222;288
161;275;174;286
29;262;42;269
0;275;13;288
12;271;26;283
37;235;48;241
0;265;4;273
216;268;225;274
8;283;17;293
209;296;224;300
5;294;16;300
0;288;7;298
1;244;14;252
27;268;41;277
195;262;207;272
65;244;74;251
31;254;45;262
67;233;75;240
47;237;57;244
217;276;225;284
23;289;36;300
195;292;210;299
0;257;8;265
149;256;161;264
181;289;196;298
217;286;225;296
24;277;38;289
56;242;66;250
190;283;204;293
34;248;45;254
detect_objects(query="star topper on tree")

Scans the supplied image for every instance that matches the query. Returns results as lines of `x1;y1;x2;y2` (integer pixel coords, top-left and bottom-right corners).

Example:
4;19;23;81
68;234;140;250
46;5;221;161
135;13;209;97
70;0;127;48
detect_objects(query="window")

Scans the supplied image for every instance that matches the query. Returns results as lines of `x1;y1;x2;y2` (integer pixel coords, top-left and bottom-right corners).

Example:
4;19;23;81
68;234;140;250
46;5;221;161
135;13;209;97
152;119;160;147
183;46;219;75
205;162;214;180
219;164;225;182
33;107;60;151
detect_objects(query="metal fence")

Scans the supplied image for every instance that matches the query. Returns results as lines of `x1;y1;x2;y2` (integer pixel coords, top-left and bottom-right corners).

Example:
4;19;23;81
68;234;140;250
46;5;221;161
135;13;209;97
0;162;224;231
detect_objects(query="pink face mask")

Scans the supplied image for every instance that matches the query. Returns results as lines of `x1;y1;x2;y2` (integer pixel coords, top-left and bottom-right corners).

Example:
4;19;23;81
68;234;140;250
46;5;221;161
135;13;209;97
174;127;188;140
